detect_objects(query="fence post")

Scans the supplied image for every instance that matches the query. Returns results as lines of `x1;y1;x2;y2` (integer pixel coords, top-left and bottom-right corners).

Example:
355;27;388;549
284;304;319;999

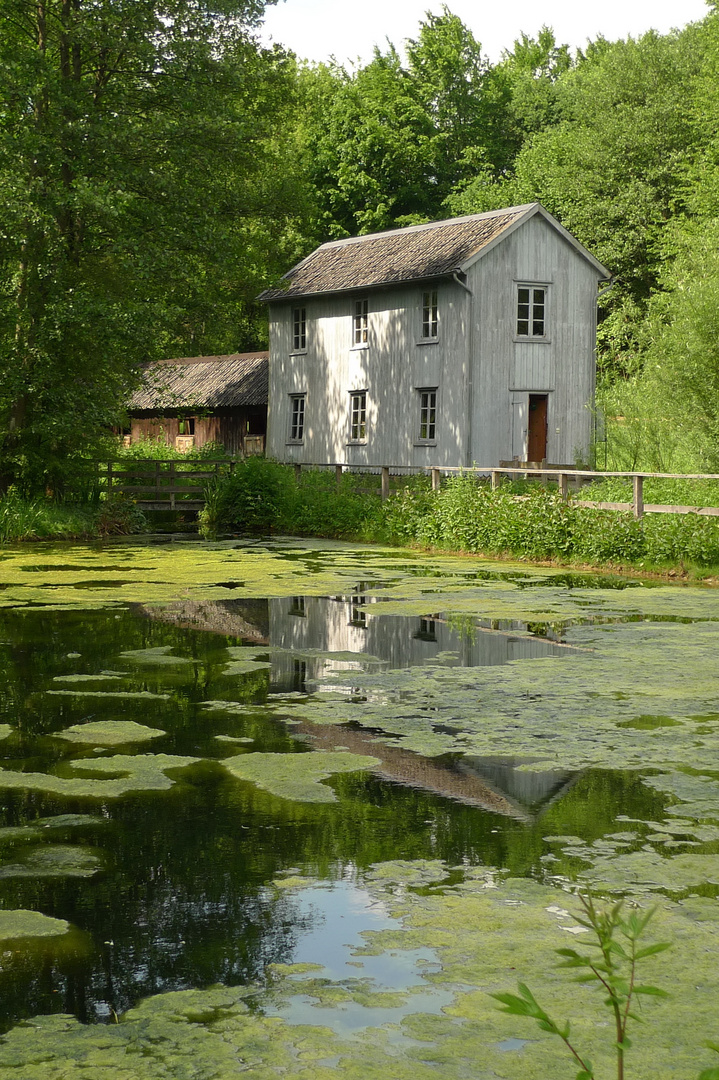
431;467;441;492
169;461;176;510
558;472;568;501
335;464;343;490
294;463;302;483
633;474;644;519
107;462;113;496
491;470;500;491
381;466;390;502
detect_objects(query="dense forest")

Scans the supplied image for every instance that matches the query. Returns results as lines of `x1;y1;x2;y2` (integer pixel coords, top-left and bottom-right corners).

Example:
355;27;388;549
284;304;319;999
1;0;718;491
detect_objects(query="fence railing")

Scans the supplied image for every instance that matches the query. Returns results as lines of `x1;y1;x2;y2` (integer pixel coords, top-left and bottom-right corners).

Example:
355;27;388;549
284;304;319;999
97;458;719;520
98;458;236;510
289;462;719;520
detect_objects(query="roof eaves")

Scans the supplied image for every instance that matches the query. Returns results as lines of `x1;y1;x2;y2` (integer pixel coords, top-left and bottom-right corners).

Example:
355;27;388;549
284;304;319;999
260;270;458;303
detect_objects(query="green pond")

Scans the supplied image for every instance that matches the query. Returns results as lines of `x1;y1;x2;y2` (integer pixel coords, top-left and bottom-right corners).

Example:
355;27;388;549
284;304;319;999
0;536;717;1079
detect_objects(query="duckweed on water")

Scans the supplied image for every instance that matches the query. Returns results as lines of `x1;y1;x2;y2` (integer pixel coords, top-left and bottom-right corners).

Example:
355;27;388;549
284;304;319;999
0;911;70;940
0;845;101;880
0;725;10;740
222;750;381;803
55;721;166;746
119;646;193;666
46;689;170;700
0;865;717;1079
0;754;199;798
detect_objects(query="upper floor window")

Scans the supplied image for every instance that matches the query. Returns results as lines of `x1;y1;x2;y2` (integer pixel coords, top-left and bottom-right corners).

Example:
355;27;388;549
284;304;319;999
418;388;437;442
292;307;306;351
349;390;367;442
289;394;305;441
353;298;368;345
422;290;438;339
517;286;546;338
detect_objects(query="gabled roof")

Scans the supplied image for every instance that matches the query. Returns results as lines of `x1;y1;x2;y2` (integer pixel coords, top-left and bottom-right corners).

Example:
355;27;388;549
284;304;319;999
258;203;610;302
129;352;268;412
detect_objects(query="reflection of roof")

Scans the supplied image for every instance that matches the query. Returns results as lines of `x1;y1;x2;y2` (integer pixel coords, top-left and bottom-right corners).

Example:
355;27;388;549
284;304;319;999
258;203;610;301
129;353;268;411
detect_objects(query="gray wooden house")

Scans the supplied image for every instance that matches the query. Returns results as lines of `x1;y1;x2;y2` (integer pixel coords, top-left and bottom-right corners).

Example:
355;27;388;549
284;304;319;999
259;204;610;469
127;352;268;455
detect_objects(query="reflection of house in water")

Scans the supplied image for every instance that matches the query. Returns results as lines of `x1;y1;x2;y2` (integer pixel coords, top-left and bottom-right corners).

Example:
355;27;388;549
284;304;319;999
269;594;567;694
141;594;577;820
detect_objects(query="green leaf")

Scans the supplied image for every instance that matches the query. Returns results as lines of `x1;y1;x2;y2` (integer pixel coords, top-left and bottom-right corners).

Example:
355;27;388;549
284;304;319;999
633;985;669;997
634;942;671;959
698;1070;719;1080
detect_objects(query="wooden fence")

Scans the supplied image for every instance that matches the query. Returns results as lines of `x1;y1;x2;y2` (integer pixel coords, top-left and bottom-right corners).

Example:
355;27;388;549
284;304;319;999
99;458;236;510
97;458;719;519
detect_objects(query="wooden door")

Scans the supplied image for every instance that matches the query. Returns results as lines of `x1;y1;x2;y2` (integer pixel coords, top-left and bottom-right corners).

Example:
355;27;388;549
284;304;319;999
527;394;548;463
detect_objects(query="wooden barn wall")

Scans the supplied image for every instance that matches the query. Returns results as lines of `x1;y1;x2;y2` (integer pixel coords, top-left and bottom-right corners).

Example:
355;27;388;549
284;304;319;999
129;407;266;455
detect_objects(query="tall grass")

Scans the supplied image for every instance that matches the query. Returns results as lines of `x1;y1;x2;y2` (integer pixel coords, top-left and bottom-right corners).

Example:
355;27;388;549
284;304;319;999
0;492;147;542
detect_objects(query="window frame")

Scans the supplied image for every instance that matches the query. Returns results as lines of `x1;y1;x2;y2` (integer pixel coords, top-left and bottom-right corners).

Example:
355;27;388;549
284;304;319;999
291;306;307;353
288;393;306;443
348;389;368;443
421;289;439;341
415;387;438;445
352;297;369;347
515;283;549;340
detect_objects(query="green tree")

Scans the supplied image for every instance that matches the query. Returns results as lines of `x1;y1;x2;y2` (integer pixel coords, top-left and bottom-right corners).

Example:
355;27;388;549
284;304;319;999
0;0;307;493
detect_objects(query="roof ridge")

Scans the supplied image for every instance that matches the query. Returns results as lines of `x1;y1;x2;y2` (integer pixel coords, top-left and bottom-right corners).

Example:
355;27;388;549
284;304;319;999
309;204;537;255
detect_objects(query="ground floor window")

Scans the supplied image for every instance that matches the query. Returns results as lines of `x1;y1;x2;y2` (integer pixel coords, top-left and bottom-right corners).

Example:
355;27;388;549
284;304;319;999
290;394;305;441
178;417;195;436
418;388;437;442
349;390;367;441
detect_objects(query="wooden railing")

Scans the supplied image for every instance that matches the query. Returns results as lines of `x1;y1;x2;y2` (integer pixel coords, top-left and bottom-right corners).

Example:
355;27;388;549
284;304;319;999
289;462;719;519
99;458;236;510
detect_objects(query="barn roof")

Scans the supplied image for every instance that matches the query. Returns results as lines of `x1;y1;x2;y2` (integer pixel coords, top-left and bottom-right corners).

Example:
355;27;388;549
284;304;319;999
129;353;268;412
257;203;610;302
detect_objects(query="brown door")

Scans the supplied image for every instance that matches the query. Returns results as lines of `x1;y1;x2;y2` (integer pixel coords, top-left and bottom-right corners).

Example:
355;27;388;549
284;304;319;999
527;395;548;463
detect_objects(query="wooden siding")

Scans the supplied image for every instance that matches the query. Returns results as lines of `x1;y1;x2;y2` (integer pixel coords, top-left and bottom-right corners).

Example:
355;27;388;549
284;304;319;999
267;212;602;468
130;407;266;456
469;212;597;466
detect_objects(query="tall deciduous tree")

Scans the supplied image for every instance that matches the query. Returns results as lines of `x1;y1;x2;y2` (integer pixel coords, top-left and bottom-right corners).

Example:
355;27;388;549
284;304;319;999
0;0;306;492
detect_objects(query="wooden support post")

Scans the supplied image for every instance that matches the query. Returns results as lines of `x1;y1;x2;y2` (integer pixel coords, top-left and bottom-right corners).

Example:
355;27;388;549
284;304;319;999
633;474;644;519
431;467;441;492
335;464;343;490
491;470;499;491
558;472;568;501
294;463;302;483
381;466;390;502
155;460;161;502
169;462;176;510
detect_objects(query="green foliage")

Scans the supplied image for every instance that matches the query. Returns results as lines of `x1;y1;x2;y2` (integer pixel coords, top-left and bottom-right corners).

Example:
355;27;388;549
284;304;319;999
0;0;310;493
199;460;383;539
0;490;146;542
116;439;229;462
492;894;670;1080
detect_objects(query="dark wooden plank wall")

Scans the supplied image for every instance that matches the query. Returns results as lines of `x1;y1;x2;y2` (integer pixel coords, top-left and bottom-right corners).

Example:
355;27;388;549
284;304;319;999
129;407;266;455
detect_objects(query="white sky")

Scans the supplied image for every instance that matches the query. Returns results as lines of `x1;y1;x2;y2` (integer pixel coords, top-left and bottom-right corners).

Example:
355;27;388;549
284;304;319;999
260;0;710;66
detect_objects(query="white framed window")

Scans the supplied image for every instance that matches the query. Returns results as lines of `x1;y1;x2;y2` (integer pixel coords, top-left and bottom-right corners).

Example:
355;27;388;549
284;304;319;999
417;388;437;442
292;307;306;351
422;290;438;339
353;298;368;345
289;394;305;441
516;285;547;338
349;390;367;442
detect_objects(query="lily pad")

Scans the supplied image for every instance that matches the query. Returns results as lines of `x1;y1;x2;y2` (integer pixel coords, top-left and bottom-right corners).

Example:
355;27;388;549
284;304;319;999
222;750;380;803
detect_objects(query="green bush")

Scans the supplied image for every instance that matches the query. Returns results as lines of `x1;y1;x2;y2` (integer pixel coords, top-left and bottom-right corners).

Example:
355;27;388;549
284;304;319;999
0;491;147;542
199;457;295;536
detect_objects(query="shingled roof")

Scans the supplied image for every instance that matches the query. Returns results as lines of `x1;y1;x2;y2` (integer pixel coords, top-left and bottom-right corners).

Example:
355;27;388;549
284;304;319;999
258;205;539;301
258;203;610;301
129;353;268;412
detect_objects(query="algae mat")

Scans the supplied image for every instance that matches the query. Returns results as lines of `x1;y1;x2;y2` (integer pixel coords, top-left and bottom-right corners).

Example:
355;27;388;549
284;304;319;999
0;864;717;1079
0;539;718;1077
